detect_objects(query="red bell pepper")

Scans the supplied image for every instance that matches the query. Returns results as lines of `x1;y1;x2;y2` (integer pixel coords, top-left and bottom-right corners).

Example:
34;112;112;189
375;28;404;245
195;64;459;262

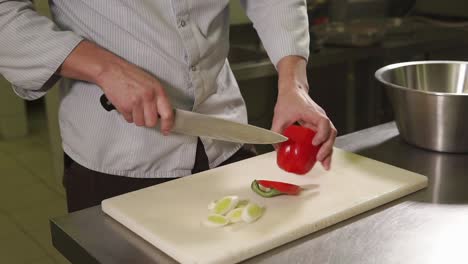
251;179;302;197
277;125;320;175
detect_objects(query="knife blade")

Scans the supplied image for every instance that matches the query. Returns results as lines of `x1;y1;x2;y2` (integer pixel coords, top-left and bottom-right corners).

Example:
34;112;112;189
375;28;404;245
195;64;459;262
99;94;288;144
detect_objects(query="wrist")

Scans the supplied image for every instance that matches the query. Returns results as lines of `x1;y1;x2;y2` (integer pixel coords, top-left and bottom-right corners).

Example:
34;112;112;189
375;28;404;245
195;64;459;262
277;55;309;93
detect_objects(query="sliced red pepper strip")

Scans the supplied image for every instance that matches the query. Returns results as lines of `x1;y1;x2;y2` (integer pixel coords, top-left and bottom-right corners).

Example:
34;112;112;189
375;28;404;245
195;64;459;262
251;180;302;198
256;180;302;196
251;180;284;198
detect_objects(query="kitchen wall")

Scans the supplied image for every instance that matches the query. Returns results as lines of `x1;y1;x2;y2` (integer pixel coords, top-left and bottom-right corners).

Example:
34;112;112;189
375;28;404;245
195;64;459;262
0;78;28;140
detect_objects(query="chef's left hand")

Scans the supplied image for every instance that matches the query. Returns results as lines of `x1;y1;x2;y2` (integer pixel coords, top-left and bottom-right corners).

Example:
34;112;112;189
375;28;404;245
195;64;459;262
271;56;337;170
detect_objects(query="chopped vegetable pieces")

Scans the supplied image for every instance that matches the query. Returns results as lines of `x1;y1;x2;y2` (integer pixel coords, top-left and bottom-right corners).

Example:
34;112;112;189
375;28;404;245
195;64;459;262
211;196;239;215
204;214;229;227
241;203;264;223
203;196;264;227
226;208;244;223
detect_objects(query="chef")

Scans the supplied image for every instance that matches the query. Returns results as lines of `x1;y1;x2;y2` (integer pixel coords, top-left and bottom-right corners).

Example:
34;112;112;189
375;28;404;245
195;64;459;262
0;0;337;212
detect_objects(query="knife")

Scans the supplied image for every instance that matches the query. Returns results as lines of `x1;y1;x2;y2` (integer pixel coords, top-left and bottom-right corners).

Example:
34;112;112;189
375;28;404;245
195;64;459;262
99;95;288;144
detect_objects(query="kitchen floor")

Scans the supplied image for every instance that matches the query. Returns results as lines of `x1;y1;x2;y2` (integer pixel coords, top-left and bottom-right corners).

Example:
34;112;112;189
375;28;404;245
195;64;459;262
0;100;70;264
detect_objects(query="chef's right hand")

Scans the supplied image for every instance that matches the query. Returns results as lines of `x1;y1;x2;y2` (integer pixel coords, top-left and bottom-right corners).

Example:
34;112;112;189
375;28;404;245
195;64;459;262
96;58;174;134
59;40;174;134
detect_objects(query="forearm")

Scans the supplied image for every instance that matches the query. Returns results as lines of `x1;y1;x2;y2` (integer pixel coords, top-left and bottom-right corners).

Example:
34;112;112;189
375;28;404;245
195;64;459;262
58;40;127;87
277;55;309;94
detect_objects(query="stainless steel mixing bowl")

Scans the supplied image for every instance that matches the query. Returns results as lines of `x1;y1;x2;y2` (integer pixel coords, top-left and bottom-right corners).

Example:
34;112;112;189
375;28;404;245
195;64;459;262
375;61;468;152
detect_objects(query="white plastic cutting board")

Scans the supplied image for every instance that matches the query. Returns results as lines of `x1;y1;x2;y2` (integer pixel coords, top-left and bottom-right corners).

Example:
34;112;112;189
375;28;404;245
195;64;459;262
102;148;427;264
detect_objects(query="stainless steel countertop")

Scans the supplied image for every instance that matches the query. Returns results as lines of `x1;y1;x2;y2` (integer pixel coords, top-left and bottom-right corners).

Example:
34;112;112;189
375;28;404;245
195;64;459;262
51;122;468;264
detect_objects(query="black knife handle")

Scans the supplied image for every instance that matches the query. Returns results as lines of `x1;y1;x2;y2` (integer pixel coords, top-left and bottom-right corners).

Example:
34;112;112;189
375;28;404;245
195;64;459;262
100;94;116;111
99;94;164;119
